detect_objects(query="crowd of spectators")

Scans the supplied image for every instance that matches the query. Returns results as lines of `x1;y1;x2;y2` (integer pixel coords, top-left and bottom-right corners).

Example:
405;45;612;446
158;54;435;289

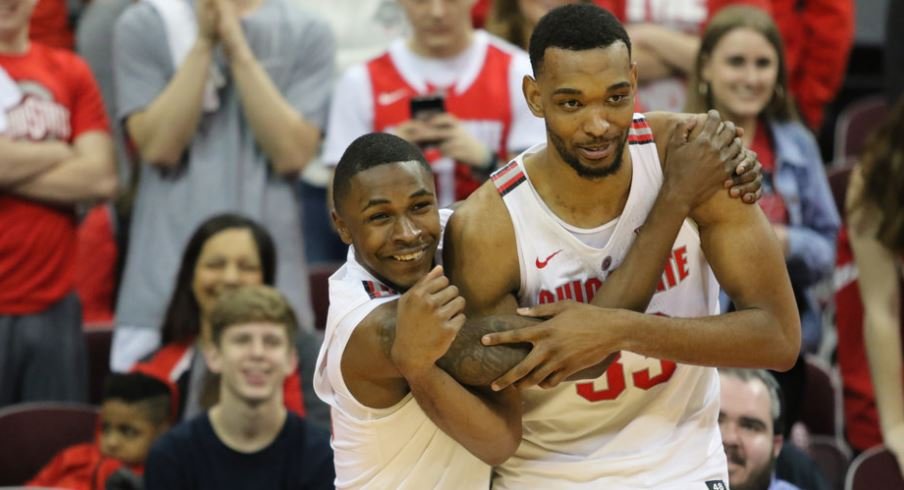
1;0;902;487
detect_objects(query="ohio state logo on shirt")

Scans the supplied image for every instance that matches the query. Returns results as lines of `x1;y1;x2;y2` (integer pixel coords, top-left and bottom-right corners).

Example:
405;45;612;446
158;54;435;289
3;81;71;141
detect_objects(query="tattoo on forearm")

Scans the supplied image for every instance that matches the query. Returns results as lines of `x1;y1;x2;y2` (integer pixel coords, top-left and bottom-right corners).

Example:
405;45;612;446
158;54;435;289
437;315;536;387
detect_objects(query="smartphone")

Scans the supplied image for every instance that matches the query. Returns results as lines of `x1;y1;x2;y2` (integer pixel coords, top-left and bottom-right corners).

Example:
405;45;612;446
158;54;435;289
409;94;446;121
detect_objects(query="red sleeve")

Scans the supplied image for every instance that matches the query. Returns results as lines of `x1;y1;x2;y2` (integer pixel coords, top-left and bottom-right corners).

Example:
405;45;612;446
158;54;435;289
27;443;101;489
67;54;109;138
776;0;854;128
282;365;306;417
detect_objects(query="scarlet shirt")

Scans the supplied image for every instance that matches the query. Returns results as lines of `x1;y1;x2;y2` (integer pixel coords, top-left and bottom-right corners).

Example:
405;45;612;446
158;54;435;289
0;43;108;314
27;442;138;490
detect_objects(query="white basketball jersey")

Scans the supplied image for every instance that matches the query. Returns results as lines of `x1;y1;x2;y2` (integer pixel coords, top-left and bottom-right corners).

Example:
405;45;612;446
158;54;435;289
490;115;728;489
313;210;490;489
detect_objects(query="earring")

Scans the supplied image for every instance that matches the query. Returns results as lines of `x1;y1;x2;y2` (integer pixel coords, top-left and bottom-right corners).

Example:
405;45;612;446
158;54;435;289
775;85;784;98
698;82;709;96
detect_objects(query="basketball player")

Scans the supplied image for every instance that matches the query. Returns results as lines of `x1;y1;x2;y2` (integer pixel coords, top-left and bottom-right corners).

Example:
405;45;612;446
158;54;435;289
445;4;800;488
317;116;760;487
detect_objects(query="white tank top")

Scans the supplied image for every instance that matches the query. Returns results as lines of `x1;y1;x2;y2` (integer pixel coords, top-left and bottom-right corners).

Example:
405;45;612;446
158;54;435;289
491;114;728;489
312;210;490;490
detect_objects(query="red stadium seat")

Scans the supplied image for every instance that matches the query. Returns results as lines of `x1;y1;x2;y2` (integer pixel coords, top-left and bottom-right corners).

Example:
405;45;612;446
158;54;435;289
845;446;904;490
808;435;852;490
833;96;887;164
799;355;842;437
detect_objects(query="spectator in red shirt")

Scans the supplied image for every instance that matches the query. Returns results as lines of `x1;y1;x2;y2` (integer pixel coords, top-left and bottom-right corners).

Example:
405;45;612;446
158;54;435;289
0;0;116;408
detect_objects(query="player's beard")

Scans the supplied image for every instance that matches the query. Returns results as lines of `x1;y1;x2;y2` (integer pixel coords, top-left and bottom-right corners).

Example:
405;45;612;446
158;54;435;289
548;127;627;180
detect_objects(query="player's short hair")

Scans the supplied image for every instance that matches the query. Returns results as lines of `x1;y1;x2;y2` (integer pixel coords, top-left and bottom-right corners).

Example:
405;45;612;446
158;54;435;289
209;285;298;347
332;132;431;212
528;4;631;75
719;368;785;435
103;373;173;426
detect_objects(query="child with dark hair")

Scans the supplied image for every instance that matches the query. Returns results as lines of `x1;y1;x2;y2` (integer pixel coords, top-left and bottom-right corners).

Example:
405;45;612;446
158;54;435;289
28;373;174;490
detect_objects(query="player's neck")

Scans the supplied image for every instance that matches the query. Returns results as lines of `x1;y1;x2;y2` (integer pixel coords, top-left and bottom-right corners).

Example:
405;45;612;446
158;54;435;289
209;394;286;453
525;147;633;229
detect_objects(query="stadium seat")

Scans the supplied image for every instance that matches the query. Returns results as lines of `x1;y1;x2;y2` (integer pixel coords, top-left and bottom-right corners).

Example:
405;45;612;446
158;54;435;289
845;446;904;490
0;402;99;485
833;95;887;164
799;355;842;437
84;326;114;405
308;262;342;330
808;435;852;490
827;162;855;219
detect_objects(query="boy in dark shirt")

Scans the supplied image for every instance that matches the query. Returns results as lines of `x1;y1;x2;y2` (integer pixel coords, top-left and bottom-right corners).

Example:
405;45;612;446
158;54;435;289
144;285;334;490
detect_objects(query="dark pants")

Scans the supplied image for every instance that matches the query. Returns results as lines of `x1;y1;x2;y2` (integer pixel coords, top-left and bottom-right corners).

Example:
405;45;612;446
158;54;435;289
0;293;87;407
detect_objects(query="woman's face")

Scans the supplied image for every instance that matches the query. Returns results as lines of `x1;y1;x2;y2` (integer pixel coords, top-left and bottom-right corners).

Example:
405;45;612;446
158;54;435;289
702;27;779;123
192;228;264;321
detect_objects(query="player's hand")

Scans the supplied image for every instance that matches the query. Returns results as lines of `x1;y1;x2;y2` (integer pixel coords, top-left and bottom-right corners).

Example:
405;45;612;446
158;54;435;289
391;266;466;379
428;113;493;168
725;147;763;204
665;110;759;207
481;301;622;391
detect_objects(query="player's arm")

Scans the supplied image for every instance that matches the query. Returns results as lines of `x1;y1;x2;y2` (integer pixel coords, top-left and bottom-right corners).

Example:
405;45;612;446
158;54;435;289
340;268;521;465
846;167;904;473
609;170;800;368
9;131;116;204
589;110;758;313
483;158;795;391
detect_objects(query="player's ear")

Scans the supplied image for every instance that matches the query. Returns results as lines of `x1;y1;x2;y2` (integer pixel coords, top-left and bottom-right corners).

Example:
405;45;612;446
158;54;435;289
523;75;544;117
331;209;353;245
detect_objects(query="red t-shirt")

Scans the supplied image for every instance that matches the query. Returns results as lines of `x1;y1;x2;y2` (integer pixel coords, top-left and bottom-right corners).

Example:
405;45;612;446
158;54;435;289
0;43;108;314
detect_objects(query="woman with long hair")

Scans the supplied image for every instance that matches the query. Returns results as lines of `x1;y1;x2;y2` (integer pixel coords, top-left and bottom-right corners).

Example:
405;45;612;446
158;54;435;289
686;5;840;432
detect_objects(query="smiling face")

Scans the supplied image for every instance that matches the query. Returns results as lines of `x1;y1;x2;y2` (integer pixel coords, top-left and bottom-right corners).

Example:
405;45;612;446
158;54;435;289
719;375;782;490
333;160;440;291
525;43;636;180
207;321;296;406
702;27;779;125
398;0;476;57
192;228;264;323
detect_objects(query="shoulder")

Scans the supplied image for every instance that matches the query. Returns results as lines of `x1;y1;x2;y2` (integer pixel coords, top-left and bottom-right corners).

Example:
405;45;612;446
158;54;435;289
31;43;93;79
116;2;162;31
445;181;520;312
149;417;204;460
286;413;332;454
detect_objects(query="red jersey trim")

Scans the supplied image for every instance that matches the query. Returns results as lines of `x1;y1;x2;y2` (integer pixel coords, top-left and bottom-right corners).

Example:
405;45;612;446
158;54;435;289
362;280;396;299
491;160;526;196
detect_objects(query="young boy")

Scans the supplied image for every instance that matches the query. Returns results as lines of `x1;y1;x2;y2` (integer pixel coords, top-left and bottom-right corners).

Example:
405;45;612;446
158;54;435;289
144;285;334;490
28;373;173;489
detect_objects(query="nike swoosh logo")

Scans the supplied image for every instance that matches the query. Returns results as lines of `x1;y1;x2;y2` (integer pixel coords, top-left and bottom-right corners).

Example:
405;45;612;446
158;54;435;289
377;89;409;106
535;249;562;269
